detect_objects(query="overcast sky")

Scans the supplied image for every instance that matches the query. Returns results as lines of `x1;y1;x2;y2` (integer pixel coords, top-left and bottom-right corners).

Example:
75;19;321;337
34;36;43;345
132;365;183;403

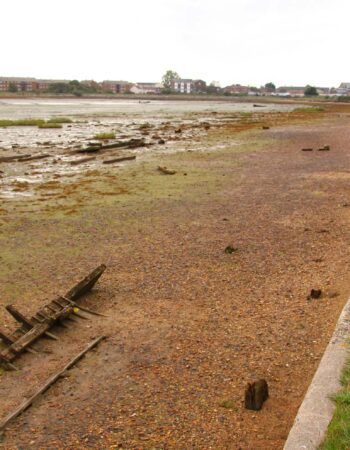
2;0;349;87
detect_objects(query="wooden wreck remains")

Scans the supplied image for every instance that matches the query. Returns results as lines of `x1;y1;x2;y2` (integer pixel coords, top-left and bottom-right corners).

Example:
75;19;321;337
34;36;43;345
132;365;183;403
0;264;106;370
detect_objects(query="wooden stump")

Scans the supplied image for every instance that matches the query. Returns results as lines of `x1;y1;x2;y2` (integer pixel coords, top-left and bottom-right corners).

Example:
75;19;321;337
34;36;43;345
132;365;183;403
245;379;269;411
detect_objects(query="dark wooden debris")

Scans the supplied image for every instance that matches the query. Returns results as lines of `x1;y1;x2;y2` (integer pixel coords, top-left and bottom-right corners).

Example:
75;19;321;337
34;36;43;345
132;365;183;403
0;264;106;369
76;138;149;154
103;155;136;164
70;156;96;166
318;145;330;151
158;166;176;175
245;379;269;411
20;154;51;162
0;154;32;163
307;288;322;300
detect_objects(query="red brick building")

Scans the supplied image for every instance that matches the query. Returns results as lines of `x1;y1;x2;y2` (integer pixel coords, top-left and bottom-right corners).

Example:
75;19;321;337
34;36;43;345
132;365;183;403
222;84;250;95
101;80;132;94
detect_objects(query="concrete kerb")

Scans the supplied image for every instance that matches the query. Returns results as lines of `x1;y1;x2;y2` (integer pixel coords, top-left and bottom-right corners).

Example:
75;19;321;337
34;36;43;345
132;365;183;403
284;297;350;450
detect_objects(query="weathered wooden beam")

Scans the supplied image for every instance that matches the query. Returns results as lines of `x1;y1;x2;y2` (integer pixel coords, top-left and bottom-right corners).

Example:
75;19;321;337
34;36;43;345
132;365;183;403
20;154;50;162
0;154;31;163
0;330;38;355
70;156;96;166
64;264;106;301
103;155;136;164
10;324;49;354
0;353;18;371
59;295;107;317
72;311;89;320
0;336;106;430
6;305;33;329
44;331;59;341
0;329;15;346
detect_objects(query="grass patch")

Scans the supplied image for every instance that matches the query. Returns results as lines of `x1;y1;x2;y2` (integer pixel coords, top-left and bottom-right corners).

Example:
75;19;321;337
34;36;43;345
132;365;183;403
93;132;116;140
240;112;253;118
47;117;72;124
0;117;71;128
38;123;63;129
220;399;235;409
321;358;350;449
0;119;45;127
294;106;324;113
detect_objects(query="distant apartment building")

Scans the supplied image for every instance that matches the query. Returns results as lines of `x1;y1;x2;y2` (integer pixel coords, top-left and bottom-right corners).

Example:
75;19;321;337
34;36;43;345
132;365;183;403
130;82;163;94
223;84;250;95
0;77;69;92
337;83;350;95
37;79;69;91
276;86;305;96
171;79;207;94
0;77;38;92
101;80;132;94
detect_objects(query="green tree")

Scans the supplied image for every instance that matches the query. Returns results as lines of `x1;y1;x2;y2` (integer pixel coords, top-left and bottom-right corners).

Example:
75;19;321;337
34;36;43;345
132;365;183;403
162;70;180;89
48;83;70;94
304;85;318;96
265;82;276;92
206;83;220;95
8;82;18;93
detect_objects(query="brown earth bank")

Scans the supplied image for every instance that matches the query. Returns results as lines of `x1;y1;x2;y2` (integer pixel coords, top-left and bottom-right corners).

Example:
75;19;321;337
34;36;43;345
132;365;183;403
1;107;350;449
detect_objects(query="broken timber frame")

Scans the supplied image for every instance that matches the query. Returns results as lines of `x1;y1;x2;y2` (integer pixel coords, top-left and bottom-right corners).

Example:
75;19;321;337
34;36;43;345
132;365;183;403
0;264;106;370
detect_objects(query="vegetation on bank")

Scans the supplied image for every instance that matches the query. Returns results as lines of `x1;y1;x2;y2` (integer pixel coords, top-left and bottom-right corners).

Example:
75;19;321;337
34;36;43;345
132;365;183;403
0;117;72;128
93;132;116;140
294;106;324;113
0;119;45;127
337;96;350;103
48;80;100;96
46;117;72;124
321;358;350;449
38;123;62;129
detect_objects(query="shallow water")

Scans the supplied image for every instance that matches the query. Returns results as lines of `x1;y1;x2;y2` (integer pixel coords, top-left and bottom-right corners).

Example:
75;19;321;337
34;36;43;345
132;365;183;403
0;98;295;119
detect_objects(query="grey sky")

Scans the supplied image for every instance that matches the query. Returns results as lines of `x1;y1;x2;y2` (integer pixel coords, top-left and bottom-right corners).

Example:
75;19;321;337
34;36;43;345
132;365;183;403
2;0;349;87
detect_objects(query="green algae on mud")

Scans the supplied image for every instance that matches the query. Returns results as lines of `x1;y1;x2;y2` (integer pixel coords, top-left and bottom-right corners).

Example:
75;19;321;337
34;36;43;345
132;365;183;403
0;131;258;305
0;106;334;308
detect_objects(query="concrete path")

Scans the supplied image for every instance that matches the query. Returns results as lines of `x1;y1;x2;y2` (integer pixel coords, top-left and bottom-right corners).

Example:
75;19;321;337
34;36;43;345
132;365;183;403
284;297;350;449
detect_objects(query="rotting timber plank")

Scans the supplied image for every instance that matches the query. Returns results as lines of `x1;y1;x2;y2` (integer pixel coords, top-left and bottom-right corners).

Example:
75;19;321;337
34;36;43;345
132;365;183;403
64;264;106;301
1;306;71;361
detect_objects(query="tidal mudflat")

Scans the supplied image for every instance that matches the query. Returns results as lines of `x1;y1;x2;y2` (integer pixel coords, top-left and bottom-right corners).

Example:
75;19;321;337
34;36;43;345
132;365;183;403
1;100;350;449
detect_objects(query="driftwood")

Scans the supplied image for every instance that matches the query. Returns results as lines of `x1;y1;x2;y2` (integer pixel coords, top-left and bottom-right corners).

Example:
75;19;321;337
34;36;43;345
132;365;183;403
75;145;102;154
245;379;269;411
0;336;106;431
20;154;50;162
318;145;330;151
0;264;106;369
158;166;176;175
0;154;31;163
302;148;313;152
103;155;136;164
76;138;148;154
70;156;96;166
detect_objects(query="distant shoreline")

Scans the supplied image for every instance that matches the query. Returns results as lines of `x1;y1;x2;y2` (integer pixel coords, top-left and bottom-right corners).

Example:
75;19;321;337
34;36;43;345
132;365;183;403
0;92;327;105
